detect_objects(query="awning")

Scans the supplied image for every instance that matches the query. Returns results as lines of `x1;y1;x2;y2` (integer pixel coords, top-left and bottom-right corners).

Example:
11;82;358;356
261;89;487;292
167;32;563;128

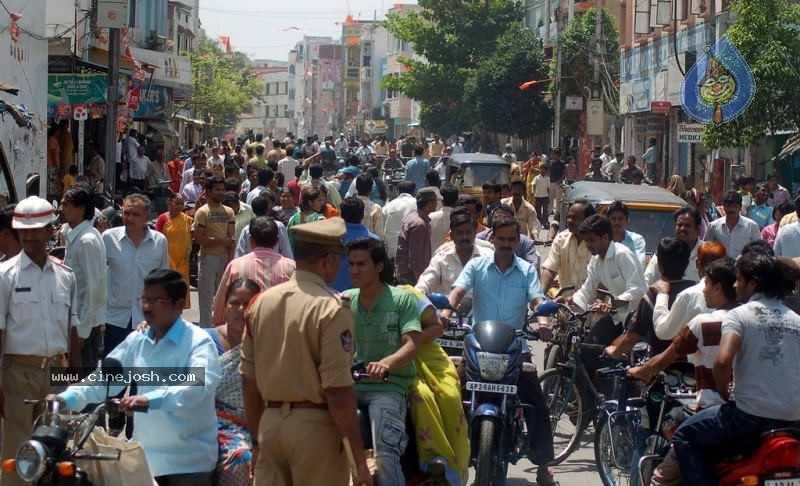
779;133;800;158
144;120;179;139
174;114;205;125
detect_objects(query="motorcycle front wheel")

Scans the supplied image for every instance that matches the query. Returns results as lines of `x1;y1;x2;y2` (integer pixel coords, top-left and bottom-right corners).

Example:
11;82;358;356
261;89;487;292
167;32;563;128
594;413;634;486
538;367;585;464
474;418;506;485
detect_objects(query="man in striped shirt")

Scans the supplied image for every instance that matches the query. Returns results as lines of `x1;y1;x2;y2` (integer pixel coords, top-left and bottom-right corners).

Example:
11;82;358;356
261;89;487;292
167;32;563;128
211;216;295;325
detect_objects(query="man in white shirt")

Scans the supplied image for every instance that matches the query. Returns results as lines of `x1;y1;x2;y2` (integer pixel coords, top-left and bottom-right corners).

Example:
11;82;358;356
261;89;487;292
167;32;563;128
416;209;492;295
645;206;704;284
382;181;418;261
335;133;348;156
129;145;151;191
429;184;458;251
277;153;300;183
705;190;761;259
774;196;800;257
61;185;107;374
354;174;384;238
208;145;224;169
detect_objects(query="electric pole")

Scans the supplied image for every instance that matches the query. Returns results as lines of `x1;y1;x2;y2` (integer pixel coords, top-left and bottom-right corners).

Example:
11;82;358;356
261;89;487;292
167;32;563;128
105;28;120;195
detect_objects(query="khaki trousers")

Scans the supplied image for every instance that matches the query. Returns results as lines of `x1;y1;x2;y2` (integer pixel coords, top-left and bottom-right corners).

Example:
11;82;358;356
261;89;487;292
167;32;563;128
254;407;349;486
1;356;65;486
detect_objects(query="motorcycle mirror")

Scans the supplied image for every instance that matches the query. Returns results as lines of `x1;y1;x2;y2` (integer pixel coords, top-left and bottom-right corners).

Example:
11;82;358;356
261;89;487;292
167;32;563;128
101;357;123;399
459;296;473;316
427;293;453;310
534;300;560;317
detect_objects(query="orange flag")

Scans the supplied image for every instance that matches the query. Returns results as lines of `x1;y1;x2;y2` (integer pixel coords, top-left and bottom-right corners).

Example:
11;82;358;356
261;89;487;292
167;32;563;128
519;78;552;90
345;14;357;24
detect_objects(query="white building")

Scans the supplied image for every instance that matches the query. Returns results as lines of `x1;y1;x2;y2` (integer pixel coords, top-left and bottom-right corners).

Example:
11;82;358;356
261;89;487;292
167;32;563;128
237;64;291;140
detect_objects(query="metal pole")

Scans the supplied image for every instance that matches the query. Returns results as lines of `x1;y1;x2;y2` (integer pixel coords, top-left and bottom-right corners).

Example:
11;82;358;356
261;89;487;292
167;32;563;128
104;28;120;196
554;44;562;149
593;0;602;85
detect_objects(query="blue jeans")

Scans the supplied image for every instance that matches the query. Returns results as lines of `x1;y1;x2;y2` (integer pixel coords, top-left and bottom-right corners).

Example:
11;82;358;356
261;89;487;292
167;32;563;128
672;402;798;486
357;391;408;486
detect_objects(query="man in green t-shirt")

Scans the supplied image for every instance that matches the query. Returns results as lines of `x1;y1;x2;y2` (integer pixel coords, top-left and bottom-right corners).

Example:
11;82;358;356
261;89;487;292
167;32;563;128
343;237;421;486
193;175;235;327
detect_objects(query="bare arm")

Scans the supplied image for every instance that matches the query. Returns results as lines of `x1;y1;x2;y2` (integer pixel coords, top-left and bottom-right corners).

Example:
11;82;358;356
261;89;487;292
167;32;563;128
419;311;444;344
367;331;422;380
628;345;681;382
242;376;264;447
194;225;235;248
326;387;373;485
443;285;467;319
540;268;557;292
604;330;642;360
713;332;742;401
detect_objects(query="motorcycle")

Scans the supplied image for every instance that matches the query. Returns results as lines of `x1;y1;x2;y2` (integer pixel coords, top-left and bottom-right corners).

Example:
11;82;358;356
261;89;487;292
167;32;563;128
427;293;472;357
1;358;150;485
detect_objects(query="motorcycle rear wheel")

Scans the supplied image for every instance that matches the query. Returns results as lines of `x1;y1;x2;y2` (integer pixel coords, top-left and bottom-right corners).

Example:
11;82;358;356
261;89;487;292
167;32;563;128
475;418;506;485
538;367;585;464
594;414;633;486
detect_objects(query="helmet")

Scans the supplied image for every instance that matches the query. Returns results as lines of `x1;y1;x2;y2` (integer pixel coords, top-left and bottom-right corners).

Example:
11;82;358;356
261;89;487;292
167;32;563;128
13;196;55;229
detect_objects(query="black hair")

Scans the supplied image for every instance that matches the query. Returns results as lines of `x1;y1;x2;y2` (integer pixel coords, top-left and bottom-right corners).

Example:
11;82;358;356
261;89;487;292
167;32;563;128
741;239;774;257
340;196;365;223
775;200;794;221
294;165;304;178
249;216;279;248
355;174;373;196
457;195;483;213
257;168;275;186
491;213;520;234
251;196;269;216
275;172;285;187
397;181;416;195
482;180;501;193
491;204;515;218
0;204;18;242
225;177;242;193
571;198;597;218
510;179;525;191
413;145;424;156
300;186;322;211
63;184;96;221
205;175;226;190
143;268;188;304
440;184;459;207
606;200;629;220
577;213;612;238
347;236;394;283
226;278;261;301
309;164;323;179
657;237;691;280
425;170;441;188
255;145;265;155
723;189;742;206
673;206;702;228
736;253;785;299
705;258;737;301
449;206;474;230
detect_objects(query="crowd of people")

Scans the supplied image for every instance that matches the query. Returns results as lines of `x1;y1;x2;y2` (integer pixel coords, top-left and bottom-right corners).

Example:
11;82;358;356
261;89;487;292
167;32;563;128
0;129;798;486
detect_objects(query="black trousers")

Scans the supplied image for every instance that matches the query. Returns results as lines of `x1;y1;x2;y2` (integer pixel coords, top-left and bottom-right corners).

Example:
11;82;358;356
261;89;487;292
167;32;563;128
518;359;554;465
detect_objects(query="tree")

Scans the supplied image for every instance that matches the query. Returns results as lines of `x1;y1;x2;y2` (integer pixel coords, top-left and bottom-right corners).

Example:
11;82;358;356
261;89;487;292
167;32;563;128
701;0;800;149
382;0;525;135
181;37;263;135
555;7;620;135
465;27;553;138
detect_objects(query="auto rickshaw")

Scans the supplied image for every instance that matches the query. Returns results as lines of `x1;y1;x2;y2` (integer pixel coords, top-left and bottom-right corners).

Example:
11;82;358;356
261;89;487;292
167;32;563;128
447;153;511;200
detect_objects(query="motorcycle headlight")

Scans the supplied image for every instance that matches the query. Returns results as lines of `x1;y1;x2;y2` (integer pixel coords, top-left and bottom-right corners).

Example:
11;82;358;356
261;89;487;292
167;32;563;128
476;352;511;381
15;440;47;482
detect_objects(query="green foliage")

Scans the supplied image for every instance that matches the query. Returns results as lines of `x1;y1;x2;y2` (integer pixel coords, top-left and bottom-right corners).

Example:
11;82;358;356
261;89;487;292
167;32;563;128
701;0;800;149
554;7;620;134
182;37;264;133
382;0;523;135
466;27;553;137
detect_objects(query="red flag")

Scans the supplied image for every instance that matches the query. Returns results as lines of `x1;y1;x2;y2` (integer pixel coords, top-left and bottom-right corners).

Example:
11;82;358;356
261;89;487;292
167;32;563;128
345;14;357;24
219;35;232;54
519;78;552;90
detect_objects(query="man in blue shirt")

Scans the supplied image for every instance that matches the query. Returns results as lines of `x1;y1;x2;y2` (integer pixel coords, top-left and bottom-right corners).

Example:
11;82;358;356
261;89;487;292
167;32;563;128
445;214;557;485
746;183;775;229
477;204;540;270
332;197;380;291
50;269;221;485
404;145;430;192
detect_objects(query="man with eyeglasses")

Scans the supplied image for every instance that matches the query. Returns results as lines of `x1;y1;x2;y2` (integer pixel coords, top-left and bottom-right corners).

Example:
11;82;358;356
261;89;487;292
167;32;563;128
49;268;221;486
103;193;169;356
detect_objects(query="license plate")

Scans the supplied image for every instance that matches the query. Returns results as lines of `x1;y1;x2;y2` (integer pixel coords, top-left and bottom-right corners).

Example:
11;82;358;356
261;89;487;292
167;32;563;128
465;382;517;394
435;338;463;349
765;479;800;486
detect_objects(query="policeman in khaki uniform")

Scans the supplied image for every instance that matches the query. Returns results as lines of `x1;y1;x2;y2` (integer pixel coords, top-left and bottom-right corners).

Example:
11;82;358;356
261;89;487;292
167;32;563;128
0;196;80;486
240;217;373;486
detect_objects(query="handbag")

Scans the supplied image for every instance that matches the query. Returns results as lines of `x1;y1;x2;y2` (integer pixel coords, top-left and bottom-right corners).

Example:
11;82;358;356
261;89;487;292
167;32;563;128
75;425;157;486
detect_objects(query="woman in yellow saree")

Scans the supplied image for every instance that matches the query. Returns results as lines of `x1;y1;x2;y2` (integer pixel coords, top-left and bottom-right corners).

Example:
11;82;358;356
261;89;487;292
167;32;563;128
155;193;193;307
399;285;469;485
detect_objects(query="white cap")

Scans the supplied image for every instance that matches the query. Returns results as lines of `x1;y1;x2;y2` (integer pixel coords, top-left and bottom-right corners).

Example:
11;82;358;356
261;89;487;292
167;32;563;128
13;196;55;229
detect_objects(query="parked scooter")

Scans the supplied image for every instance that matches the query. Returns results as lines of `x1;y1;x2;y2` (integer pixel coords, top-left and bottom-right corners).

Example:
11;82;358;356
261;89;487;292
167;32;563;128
1;358;151;485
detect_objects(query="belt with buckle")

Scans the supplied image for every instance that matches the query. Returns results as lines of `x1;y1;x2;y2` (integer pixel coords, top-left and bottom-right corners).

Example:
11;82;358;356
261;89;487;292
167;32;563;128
266;400;328;410
3;354;62;369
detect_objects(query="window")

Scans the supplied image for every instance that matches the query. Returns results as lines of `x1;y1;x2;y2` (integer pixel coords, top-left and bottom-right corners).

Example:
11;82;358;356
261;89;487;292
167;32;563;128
275;82;280;94
283;105;288;117
264;105;270;117
265;83;270;95
0;142;18;202
284;82;288;94
273;106;279;118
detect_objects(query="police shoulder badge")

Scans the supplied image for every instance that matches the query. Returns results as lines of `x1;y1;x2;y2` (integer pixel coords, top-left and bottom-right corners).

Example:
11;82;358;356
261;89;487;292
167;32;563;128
340;329;353;352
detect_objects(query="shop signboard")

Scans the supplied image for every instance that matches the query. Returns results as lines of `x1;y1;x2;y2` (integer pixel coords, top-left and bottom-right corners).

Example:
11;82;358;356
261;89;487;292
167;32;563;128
48;74;108;106
651;101;671;114
131;85;170;120
677;123;704;143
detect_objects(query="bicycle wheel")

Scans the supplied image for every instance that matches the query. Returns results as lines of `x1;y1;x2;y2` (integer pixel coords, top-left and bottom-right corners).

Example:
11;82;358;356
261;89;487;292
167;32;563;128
594;413;635;486
544;344;563;371
538;367;584;464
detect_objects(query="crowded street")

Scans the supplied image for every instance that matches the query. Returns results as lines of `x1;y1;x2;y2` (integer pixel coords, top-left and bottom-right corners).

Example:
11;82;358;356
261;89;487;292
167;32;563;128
0;0;800;486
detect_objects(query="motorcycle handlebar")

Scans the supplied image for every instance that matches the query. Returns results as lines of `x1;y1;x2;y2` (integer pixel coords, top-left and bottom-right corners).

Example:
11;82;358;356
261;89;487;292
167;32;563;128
595;366;629;378
109;398;149;413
